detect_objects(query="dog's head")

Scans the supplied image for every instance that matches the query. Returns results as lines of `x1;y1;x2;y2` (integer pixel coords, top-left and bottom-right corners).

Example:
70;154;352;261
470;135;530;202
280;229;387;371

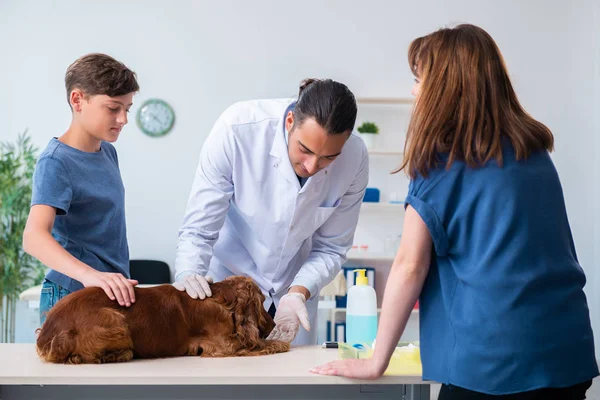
222;276;275;340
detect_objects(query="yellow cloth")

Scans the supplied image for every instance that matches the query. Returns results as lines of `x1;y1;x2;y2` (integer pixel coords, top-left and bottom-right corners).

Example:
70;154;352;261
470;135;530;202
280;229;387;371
338;342;422;376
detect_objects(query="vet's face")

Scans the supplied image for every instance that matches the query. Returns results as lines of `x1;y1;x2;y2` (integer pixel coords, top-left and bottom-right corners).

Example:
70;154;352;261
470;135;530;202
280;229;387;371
285;112;349;178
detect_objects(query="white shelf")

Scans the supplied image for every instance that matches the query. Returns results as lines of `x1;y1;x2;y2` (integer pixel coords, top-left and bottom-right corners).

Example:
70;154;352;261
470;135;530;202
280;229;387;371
361;202;405;211
347;250;395;261
367;149;404;155
356;97;414;105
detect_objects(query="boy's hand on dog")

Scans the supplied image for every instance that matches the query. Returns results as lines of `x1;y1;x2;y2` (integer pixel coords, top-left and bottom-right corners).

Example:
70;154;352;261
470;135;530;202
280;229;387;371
80;269;138;307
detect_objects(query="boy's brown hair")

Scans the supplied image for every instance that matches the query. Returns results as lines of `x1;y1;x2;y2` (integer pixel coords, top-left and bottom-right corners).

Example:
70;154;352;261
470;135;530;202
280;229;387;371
65;53;139;107
397;24;554;178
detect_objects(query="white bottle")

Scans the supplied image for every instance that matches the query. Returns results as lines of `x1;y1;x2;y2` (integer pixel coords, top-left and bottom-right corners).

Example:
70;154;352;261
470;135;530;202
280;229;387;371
345;269;378;346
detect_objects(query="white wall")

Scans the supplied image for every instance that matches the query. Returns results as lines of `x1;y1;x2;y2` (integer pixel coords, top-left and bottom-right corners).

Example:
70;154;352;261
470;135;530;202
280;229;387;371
1;0;598;349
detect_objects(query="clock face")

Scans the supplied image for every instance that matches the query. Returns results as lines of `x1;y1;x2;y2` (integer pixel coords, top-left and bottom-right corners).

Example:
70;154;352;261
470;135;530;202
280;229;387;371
136;99;175;137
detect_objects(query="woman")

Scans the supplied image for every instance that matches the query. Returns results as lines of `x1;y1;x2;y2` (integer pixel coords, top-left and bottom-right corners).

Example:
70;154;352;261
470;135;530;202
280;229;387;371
311;24;598;399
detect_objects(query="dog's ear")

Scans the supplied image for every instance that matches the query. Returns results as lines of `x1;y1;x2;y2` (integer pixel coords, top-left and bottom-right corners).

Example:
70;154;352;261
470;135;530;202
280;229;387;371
211;283;238;308
230;278;267;348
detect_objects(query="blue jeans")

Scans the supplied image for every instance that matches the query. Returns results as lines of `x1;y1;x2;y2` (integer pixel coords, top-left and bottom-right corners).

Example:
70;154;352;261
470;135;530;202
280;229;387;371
39;279;72;325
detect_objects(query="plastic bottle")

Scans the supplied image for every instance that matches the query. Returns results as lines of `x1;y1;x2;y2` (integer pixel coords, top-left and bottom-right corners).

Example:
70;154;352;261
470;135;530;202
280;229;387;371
345;269;378;346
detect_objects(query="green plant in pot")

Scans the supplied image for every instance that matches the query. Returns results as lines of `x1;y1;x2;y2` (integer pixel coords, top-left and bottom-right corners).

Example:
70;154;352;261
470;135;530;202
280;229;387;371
357;121;379;149
0;131;46;342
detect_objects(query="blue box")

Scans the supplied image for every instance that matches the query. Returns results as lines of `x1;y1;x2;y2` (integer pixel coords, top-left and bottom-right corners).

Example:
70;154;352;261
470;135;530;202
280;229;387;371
362;187;380;202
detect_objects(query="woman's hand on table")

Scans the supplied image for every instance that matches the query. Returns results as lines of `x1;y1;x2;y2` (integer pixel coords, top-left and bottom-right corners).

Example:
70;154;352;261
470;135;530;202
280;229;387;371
310;358;385;379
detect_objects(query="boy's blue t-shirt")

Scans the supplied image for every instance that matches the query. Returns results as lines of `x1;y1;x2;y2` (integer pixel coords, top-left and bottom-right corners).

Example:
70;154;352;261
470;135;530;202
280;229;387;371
31;138;130;292
405;143;598;394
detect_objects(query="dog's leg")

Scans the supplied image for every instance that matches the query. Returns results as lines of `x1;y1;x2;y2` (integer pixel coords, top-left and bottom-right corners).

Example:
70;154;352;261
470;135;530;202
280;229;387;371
100;348;134;363
261;339;291;354
235;339;290;357
74;308;134;364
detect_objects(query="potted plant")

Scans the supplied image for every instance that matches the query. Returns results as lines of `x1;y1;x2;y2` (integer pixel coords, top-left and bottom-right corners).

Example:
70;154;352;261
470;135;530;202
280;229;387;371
0;131;46;342
357;121;379;149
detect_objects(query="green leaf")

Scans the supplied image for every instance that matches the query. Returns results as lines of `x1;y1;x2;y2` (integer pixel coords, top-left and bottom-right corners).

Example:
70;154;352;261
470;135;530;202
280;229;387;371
0;130;44;341
357;121;380;134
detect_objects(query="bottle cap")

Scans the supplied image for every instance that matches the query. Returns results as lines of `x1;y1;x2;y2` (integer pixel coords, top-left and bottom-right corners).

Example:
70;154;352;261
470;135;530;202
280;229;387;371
353;269;368;286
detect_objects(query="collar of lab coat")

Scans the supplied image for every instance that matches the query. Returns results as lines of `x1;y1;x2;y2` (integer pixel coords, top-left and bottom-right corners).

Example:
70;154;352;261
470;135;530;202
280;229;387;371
269;101;328;192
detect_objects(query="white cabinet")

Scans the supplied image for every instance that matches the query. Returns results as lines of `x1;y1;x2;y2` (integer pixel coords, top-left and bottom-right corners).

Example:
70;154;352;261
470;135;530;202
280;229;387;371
352;97;413;254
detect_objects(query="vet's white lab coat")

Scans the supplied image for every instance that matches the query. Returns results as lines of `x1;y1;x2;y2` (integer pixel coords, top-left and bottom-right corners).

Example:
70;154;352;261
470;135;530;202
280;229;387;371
175;99;368;345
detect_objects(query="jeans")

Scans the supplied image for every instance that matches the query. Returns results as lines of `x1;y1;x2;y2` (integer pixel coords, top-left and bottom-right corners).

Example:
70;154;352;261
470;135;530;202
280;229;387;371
39;279;72;325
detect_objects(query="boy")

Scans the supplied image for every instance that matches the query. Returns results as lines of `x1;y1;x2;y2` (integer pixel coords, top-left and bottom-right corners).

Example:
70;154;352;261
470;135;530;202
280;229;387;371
23;53;139;324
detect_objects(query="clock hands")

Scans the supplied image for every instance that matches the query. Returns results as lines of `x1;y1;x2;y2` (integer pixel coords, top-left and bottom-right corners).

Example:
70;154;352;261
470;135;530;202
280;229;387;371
150;114;163;125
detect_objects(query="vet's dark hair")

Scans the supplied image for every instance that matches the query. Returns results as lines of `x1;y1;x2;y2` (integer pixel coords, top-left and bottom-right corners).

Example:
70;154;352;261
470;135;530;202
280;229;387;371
293;78;357;135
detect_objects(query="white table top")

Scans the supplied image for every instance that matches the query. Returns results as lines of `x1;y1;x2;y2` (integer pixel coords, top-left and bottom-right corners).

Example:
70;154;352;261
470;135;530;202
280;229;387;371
0;344;423;386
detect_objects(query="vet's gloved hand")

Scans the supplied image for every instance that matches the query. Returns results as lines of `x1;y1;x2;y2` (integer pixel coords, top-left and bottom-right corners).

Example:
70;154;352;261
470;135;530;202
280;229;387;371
266;293;310;343
173;273;213;299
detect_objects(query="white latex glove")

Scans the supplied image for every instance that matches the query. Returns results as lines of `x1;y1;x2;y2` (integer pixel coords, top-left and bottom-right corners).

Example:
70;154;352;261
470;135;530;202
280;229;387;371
173;273;214;299
266;293;311;343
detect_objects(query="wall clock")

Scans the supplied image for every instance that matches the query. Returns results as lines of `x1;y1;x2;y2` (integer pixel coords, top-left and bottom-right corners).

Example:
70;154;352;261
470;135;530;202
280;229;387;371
136;98;175;137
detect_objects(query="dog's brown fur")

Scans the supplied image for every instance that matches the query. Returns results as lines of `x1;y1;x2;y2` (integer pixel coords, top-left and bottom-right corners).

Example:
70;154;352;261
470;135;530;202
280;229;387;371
36;276;290;364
